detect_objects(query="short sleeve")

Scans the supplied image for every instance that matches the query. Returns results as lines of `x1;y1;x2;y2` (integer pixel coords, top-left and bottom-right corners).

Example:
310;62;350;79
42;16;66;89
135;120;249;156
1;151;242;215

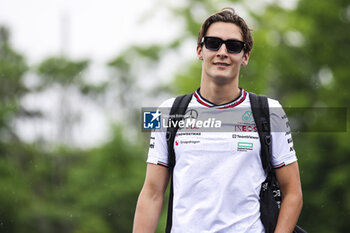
268;99;297;168
146;98;175;167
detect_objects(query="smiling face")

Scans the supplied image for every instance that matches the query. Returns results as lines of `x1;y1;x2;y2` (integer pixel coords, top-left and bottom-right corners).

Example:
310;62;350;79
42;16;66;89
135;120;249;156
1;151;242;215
197;22;250;85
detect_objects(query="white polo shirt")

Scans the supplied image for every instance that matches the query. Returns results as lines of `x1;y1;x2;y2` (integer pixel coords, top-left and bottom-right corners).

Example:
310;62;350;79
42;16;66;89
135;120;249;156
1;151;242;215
147;89;297;233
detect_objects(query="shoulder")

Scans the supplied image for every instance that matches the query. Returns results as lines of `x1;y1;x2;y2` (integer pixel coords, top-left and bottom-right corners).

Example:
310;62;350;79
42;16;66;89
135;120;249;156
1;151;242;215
158;92;194;108
267;97;283;108
246;92;283;108
158;97;176;108
266;97;287;119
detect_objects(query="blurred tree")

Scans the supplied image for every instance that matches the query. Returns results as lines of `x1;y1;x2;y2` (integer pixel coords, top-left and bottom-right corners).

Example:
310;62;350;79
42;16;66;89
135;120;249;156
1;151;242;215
1;125;147;233
0;25;31;233
0;24;149;233
107;44;168;127
37;57;88;87
0;26;29;141
36;57;89;144
61;125;146;233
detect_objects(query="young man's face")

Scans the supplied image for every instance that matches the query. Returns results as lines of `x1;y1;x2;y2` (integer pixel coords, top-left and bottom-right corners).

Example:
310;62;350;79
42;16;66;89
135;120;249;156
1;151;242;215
197;22;250;84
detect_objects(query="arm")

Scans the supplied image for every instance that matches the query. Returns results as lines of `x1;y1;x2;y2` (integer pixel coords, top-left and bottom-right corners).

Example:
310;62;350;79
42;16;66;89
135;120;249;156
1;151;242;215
133;163;170;233
274;161;303;233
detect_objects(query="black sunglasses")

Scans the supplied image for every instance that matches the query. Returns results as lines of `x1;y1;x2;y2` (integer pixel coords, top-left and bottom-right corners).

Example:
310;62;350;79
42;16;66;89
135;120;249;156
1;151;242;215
201;36;246;54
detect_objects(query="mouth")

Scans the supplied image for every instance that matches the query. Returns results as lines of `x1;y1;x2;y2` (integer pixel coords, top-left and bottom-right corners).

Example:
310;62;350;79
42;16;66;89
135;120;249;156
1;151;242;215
213;62;230;67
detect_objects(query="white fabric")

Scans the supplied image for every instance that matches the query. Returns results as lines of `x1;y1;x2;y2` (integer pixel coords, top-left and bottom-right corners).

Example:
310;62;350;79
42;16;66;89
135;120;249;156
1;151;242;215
147;90;297;233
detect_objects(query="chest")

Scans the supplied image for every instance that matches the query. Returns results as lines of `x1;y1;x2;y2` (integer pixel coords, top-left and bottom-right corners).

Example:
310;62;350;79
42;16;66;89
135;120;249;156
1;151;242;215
174;131;261;167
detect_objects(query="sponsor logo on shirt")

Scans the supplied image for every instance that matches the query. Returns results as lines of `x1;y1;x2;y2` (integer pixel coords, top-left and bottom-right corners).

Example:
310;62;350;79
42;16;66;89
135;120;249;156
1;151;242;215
242;111;253;122
232;134;258;140
175;140;200;145
234;124;257;132
237;142;254;151
176;132;202;136
149;136;156;149
184;109;198;119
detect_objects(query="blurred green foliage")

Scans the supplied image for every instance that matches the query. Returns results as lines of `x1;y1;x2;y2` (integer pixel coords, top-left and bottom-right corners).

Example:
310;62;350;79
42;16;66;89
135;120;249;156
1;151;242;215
37;57;89;87
0;26;28;141
0;0;350;232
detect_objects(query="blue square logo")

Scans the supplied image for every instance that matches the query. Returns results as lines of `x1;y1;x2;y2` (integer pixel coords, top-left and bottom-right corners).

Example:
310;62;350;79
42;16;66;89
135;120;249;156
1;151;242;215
143;110;161;129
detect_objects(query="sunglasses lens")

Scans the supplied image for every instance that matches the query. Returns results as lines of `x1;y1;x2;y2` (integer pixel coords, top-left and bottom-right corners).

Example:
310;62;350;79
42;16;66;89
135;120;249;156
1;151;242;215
203;37;245;53
226;41;244;53
205;37;222;51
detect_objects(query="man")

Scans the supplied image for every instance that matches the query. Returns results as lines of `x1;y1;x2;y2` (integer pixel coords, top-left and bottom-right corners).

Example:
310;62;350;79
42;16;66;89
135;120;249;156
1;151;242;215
133;8;303;233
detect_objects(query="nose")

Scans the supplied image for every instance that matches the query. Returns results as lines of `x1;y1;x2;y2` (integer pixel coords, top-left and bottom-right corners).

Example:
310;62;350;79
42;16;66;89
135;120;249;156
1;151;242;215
216;43;228;57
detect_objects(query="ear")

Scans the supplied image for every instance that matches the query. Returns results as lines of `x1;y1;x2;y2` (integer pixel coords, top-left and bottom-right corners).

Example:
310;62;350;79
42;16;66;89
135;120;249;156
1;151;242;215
197;45;203;60
241;51;250;66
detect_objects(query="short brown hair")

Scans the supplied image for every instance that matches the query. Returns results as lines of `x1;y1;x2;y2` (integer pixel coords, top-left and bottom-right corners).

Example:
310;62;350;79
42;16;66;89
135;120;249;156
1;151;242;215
197;7;253;53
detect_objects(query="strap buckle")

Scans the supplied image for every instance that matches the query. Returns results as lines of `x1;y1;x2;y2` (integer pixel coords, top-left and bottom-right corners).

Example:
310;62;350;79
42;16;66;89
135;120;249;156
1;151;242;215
265;135;271;146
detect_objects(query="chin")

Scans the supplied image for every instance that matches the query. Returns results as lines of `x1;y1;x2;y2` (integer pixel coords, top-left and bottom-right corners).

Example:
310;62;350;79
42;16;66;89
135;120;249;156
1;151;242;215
212;75;233;85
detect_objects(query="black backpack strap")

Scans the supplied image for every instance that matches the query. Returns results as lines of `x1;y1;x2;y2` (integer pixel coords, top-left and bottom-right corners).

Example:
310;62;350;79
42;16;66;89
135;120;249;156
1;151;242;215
165;92;193;233
249;92;272;174
166;93;194;170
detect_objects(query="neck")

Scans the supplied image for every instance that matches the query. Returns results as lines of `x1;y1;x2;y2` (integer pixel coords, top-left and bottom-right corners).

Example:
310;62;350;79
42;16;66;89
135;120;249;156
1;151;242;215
199;78;241;105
